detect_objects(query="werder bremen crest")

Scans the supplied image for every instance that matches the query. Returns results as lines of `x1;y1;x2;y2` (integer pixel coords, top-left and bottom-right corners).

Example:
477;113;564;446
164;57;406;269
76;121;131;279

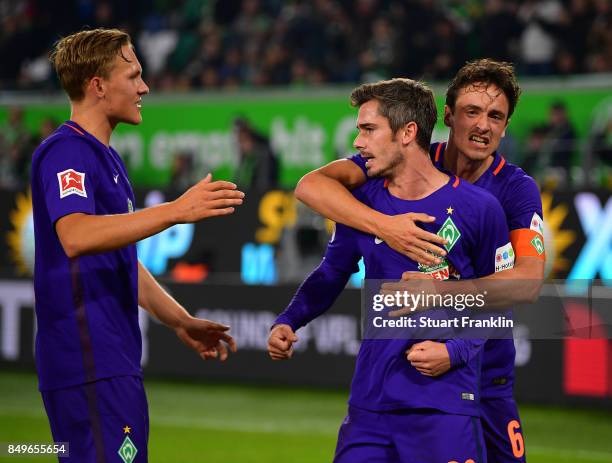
118;435;138;463
438;216;461;251
531;235;545;255
417;215;462;280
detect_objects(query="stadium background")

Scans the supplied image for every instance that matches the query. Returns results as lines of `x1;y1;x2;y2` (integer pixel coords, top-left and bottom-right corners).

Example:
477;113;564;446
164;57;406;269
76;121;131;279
0;0;611;462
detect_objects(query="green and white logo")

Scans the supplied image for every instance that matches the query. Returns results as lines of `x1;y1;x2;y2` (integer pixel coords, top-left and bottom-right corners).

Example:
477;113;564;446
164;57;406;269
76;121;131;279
418;257;447;274
438;217;461;251
127;198;134;213
118;436;138;463
531;236;545;255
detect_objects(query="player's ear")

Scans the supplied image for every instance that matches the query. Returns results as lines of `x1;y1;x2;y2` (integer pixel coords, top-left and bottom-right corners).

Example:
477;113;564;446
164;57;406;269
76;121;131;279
402;121;417;145
89;76;106;99
443;105;452;127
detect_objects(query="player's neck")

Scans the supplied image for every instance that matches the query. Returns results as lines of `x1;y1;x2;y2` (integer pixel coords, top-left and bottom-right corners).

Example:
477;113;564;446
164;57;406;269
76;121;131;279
444;140;494;184
70;102;114;147
387;149;449;200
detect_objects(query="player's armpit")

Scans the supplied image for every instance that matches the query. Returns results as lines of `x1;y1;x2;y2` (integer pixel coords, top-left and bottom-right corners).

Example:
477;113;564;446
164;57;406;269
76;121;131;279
510;228;545;260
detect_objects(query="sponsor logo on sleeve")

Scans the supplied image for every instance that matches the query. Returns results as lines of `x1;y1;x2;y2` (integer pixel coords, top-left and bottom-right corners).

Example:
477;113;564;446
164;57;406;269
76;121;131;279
530;212;544;235
495;242;515;272
57;169;87;199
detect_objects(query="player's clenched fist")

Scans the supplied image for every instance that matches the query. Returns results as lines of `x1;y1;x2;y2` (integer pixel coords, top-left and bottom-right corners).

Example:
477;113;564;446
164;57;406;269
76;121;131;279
267;324;298;360
171;173;245;223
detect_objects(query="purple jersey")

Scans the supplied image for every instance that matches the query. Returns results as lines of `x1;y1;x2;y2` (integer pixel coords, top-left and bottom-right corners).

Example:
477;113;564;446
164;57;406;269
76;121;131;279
277;173;511;416
431;142;544;399
31;121;141;391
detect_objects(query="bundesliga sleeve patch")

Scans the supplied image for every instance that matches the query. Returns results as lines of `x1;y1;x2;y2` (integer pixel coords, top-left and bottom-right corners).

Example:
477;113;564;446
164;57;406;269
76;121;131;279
57;169;87;199
495;242;515;272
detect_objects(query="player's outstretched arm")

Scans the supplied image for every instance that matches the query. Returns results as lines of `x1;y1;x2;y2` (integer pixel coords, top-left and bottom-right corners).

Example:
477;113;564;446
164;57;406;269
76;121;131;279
268;324;298;360
56;174;244;257
296;159;446;265
268;223;360;360
137;261;236;361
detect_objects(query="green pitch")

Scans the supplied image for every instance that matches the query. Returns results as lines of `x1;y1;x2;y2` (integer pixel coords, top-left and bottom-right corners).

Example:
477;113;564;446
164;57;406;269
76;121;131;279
0;371;611;463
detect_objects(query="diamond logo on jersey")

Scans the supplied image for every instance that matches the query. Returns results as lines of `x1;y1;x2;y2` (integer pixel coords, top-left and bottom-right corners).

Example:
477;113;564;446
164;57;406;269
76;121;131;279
118;436;138;463
530;212;544;235
531;235;545;255
495;242;515;272
438;217;461;251
57;169;86;199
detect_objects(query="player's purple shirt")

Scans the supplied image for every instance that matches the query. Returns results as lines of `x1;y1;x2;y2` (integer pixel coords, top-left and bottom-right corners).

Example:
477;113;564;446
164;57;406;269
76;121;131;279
277;173;511;415
31;121;141;391
431;142;544;398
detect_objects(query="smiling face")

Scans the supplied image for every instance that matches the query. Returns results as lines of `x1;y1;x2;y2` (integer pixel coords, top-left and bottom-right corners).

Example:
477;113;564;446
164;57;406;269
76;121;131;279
101;45;149;126
353;99;404;177
444;82;509;161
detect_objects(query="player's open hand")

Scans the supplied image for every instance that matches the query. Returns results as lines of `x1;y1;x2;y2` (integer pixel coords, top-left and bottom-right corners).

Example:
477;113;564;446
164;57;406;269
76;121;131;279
406;341;451;377
267;324;298;360
376;213;447;265
172;173;245;223
175;316;237;361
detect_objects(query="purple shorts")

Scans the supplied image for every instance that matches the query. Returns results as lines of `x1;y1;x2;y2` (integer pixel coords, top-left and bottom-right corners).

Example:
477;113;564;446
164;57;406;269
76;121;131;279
41;375;148;462
481;396;527;462
334;406;487;463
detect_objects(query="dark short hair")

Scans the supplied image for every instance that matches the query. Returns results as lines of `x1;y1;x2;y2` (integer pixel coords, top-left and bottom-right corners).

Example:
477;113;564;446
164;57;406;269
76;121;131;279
446;59;521;119
350;78;437;152
49;28;131;101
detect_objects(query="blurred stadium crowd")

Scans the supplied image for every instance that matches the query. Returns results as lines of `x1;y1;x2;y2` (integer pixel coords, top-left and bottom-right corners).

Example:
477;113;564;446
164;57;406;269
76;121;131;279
1;0;611;191
1;0;611;91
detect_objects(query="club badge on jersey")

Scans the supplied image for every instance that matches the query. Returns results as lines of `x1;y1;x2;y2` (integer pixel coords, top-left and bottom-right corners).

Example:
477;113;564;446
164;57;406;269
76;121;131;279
57;169;86;199
418;213;462;280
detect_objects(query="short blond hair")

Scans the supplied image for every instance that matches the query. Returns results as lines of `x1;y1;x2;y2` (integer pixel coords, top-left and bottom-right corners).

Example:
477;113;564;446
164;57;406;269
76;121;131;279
49;28;131;101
